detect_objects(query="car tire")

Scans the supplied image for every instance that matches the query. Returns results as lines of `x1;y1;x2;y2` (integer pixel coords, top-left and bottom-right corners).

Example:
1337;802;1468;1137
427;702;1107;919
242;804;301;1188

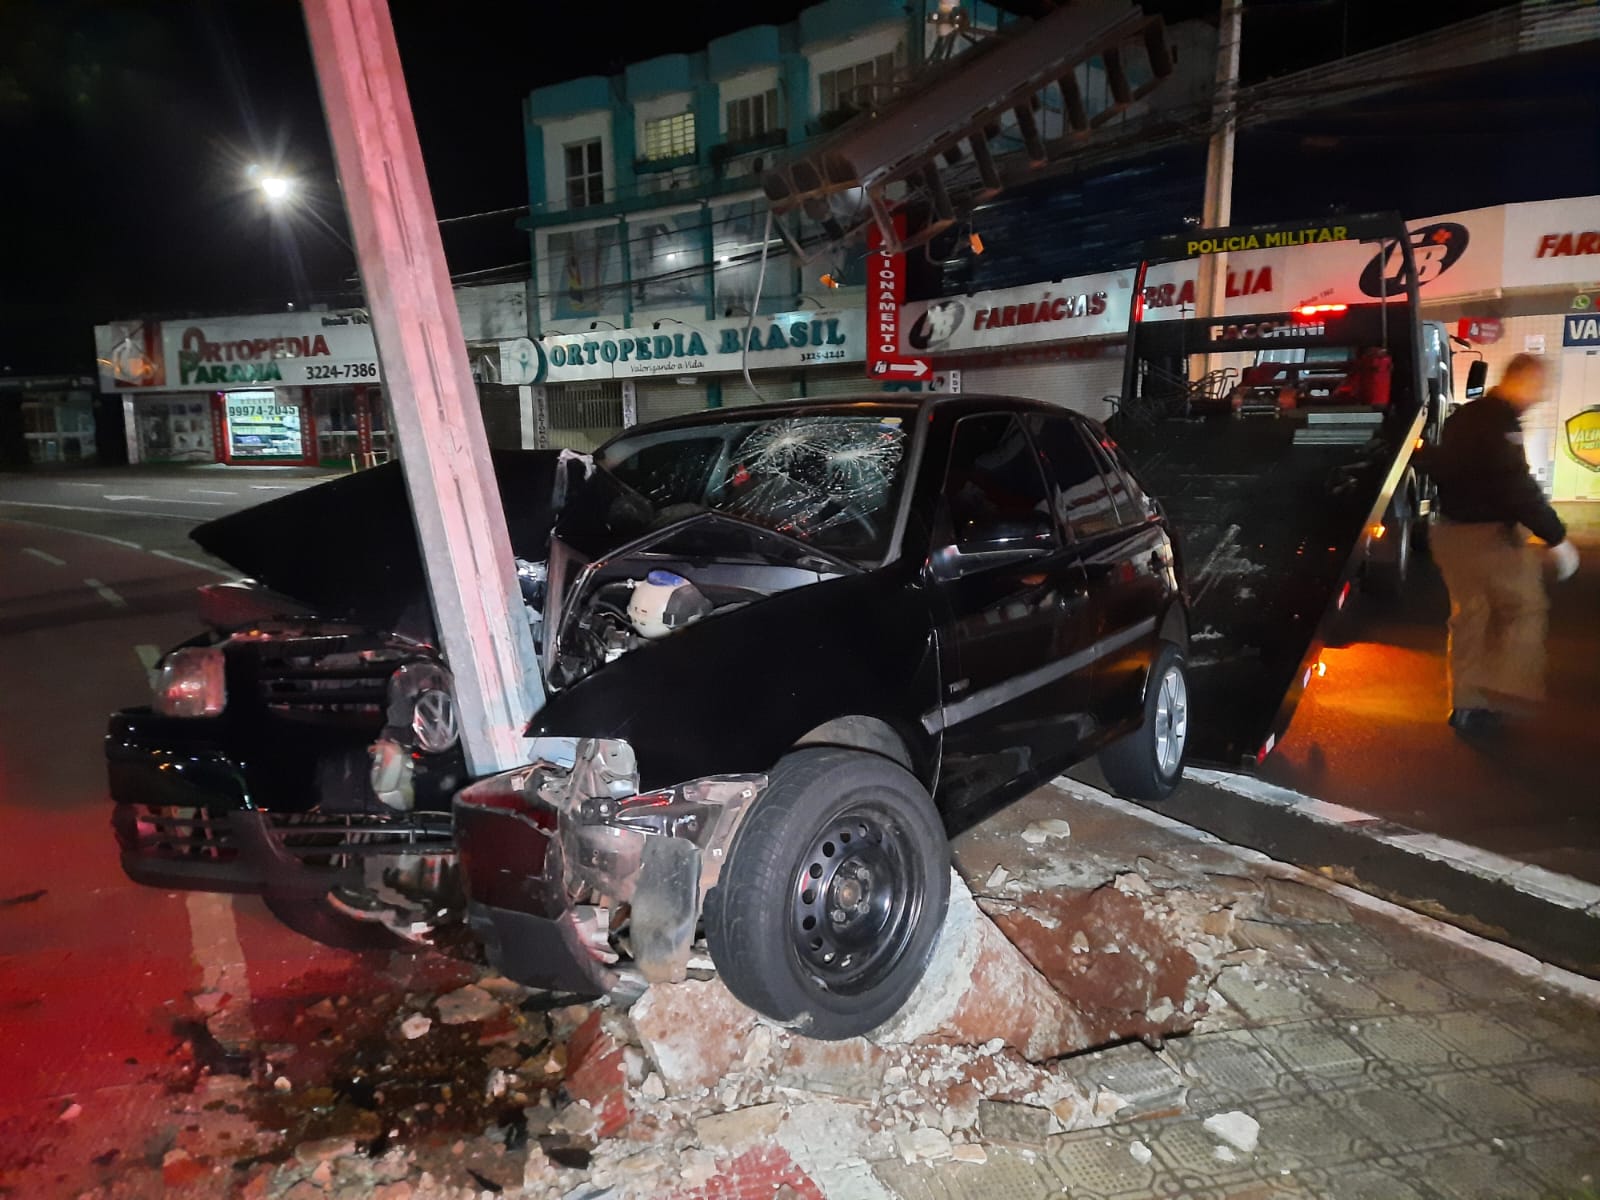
702;747;950;1041
1097;642;1189;803
1363;494;1413;600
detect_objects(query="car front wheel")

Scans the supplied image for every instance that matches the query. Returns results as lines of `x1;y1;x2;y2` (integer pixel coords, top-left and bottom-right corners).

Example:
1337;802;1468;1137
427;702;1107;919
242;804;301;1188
1097;642;1189;802
703;747;950;1041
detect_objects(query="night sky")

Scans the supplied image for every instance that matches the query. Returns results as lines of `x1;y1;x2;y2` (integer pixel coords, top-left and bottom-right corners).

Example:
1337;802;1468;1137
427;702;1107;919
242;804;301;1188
0;0;1516;374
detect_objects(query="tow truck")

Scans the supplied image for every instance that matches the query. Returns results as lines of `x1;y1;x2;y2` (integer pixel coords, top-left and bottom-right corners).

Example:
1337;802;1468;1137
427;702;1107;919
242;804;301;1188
1106;214;1484;768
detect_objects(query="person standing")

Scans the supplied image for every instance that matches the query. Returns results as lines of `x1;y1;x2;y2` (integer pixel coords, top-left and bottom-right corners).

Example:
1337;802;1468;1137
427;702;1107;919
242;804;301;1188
1426;353;1579;734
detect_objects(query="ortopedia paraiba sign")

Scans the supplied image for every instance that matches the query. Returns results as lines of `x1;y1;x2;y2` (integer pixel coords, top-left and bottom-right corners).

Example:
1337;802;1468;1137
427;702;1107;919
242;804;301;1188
534;310;865;382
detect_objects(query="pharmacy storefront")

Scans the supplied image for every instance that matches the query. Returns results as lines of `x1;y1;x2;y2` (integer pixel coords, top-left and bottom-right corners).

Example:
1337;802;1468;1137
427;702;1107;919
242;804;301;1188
508;309;868;452
94;310;389;467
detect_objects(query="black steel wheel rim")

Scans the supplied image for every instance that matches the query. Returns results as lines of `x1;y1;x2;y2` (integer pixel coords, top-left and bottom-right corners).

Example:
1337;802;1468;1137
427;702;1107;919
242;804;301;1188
789;802;924;996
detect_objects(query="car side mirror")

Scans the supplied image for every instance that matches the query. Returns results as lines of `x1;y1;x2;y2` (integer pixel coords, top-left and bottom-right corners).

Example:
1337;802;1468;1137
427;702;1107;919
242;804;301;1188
1464;360;1488;400
932;512;1055;579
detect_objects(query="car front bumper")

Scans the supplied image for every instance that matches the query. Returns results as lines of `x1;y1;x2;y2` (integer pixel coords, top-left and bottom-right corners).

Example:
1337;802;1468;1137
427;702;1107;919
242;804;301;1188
107;708;456;939
455;739;764;995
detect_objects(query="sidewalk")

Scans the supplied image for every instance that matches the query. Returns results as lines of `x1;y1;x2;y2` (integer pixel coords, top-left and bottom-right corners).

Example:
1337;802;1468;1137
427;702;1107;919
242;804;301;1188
6;777;1596;1200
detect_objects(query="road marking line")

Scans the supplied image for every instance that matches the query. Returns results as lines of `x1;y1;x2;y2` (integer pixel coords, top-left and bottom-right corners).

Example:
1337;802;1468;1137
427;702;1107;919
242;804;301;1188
250;484;294;490
63;481;102;488
135;644;162;689
151;548;231;577
188;488;238;497
102;494;224;507
0;499;186;522
22;547;66;566
84;578;127;609
185;893;257;1049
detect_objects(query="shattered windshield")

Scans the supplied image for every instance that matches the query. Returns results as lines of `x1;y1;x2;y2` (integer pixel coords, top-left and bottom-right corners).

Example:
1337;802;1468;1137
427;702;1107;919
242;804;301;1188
595;413;911;561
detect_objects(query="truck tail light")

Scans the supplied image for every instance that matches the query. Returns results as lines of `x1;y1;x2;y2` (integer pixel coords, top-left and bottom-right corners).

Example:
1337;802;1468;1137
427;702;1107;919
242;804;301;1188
154;647;227;717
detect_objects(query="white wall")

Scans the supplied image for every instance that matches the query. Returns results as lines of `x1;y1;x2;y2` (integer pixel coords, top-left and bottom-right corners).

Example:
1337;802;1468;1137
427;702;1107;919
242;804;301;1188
807;26;903;114
542;110;612;211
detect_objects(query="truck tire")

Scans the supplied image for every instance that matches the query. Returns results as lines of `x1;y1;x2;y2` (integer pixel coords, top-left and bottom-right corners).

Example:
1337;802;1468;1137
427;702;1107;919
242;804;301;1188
1098;643;1189;802
1363;495;1413;600
702;747;950;1041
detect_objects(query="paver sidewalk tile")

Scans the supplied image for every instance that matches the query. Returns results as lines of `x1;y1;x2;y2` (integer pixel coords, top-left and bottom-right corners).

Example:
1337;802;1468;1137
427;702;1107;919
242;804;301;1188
1433;962;1537;1006
1428;1010;1551;1069
1314;1082;1475;1154
1136;1116;1274;1194
1301;926;1398;974
1291;1161;1432;1200
1501;1129;1600;1194
1421;1071;1550;1139
1394;1144;1549;1199
1508;1064;1600;1129
1250;1020;1372;1085
1290;972;1392;1019
1164;1029;1303;1110
1344;1016;1459;1075
1366;969;1464;1014
1246;1095;1385;1176
1041;1128;1174;1199
1213;970;1324;1025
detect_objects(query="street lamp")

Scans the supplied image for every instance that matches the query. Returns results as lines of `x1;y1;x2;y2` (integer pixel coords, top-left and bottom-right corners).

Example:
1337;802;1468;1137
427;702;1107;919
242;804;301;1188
259;174;295;202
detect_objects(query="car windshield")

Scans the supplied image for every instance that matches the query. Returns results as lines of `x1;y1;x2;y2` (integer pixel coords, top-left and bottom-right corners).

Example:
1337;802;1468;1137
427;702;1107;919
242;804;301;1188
595;412;911;561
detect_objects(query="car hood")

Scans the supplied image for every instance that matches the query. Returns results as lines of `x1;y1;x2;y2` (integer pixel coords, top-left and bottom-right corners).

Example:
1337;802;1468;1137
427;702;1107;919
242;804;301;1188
190;450;576;630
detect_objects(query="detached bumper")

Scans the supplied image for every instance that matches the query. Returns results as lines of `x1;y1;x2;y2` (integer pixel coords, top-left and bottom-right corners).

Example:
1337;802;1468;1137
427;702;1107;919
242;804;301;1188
107;708;456;919
455;740;763;995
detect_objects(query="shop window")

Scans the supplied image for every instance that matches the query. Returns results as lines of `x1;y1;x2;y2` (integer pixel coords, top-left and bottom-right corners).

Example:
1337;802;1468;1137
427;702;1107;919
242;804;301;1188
564;139;605;209
726;89;780;142
548;225;623;320
631;211;706;307
818;52;897;115
642;112;695;162
710;199;793;316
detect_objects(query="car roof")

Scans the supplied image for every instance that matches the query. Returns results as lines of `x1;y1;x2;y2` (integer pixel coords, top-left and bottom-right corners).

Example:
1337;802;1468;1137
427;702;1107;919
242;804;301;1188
599;393;1093;441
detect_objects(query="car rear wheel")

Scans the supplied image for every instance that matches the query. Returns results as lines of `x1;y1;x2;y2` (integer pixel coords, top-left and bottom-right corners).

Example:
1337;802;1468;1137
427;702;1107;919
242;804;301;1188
703;747;950;1041
1098;642;1189;802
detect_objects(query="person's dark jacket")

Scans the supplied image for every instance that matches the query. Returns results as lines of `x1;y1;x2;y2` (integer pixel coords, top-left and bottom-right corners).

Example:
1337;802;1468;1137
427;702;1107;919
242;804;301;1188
1425;389;1566;545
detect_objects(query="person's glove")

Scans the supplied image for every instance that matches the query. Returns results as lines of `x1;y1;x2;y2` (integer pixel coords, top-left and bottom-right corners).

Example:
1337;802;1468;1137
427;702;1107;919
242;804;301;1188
1550;539;1579;582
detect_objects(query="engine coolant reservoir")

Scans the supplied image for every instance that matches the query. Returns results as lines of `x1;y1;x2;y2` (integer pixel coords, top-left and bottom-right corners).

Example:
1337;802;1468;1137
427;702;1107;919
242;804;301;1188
627;570;713;639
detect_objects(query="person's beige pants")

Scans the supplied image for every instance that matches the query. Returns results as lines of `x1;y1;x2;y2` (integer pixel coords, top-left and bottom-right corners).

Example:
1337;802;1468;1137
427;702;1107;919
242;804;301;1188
1429;520;1549;709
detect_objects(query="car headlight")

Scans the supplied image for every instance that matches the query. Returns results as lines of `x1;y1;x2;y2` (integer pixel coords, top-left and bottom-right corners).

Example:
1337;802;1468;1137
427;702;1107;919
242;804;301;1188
154;647;227;717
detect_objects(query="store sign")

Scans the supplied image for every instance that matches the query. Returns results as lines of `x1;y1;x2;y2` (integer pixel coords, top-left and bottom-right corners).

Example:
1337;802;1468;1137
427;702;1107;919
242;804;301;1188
1501;197;1600;289
526;309;864;383
1565;407;1600;471
1358;222;1471;297
866;215;927;380
1457;318;1504;344
903;270;1130;353
1564;315;1600;347
95;310;380;393
221;389;303;459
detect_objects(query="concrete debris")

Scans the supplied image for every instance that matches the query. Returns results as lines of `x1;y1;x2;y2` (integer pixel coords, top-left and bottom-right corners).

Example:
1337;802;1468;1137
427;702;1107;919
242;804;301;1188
1020;818;1072;844
638;1072;666;1101
951;1143;988;1164
978;1099;1058;1147
399;1013;432;1040
193;990;227;1015
1071;930;1091;953
58;1101;82;1121
1092;1088;1130;1119
985;865;1009;890
896;1126;953;1163
1203;1110;1261;1154
1114;872;1154;896
304;997;339;1022
435;984;502;1025
1215;1144;1239;1163
694;1103;788;1150
1129;1140;1154;1165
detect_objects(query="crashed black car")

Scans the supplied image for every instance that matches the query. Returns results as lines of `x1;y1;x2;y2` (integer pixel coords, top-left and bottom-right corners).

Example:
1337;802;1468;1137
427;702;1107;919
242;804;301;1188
109;396;1189;1039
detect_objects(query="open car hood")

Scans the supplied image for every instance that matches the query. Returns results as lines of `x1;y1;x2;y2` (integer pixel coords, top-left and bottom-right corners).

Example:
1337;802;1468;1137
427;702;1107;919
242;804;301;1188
190;450;576;630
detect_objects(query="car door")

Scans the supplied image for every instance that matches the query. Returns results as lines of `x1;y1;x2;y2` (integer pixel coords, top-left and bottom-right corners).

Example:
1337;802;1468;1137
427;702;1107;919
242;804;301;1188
929;412;1094;812
1026;413;1173;741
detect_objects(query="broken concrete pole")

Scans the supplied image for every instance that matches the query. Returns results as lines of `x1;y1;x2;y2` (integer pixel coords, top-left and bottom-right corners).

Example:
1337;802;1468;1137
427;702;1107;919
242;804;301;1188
868;872;1093;1059
630;975;761;1095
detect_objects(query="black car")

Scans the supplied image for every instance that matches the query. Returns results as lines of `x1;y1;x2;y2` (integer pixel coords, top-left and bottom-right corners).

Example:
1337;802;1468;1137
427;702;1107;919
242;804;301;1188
108;396;1189;1039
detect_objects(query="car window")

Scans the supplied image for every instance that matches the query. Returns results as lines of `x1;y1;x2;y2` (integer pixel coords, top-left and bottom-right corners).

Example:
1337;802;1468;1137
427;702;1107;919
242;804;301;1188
942;414;1056;553
1081;427;1157;524
1024;413;1121;538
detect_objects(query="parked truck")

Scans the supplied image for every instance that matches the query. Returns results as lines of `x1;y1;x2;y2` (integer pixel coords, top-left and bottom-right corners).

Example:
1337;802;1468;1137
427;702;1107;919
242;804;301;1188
1105;213;1483;768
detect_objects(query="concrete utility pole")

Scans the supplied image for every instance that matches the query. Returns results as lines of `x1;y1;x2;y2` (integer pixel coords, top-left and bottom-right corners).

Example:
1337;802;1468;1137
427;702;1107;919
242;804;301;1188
1197;0;1244;378
301;0;544;775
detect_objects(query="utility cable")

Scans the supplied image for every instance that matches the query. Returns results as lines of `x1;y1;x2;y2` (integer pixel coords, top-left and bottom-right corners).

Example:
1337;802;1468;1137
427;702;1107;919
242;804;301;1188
740;207;775;404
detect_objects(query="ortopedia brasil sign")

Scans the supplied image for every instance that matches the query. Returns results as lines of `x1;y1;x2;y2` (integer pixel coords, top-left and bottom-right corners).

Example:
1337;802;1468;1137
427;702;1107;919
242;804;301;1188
526;309;864;383
95;311;381;393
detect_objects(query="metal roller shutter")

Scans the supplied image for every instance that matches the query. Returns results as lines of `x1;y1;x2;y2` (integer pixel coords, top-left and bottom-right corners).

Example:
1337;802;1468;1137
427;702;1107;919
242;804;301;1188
718;373;799;408
962;357;1125;422
636;379;709;425
799;367;874;398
